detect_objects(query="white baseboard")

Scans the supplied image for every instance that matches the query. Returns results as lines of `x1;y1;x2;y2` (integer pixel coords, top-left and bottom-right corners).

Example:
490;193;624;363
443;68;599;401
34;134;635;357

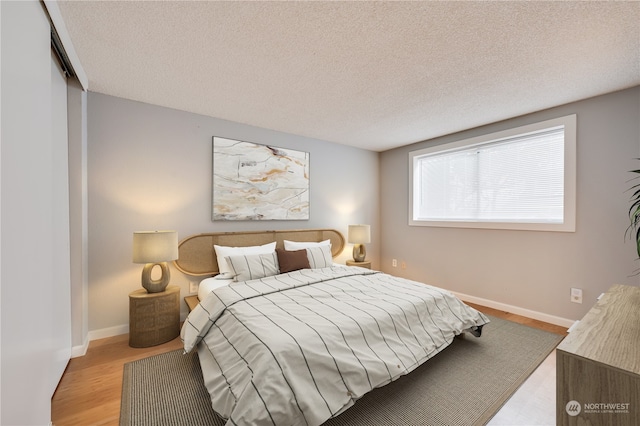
70;335;90;358
451;290;575;329
88;323;129;341
84;311;190;347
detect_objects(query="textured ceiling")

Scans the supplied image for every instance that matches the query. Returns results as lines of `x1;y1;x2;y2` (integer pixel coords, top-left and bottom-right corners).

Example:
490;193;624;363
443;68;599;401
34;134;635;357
57;1;640;152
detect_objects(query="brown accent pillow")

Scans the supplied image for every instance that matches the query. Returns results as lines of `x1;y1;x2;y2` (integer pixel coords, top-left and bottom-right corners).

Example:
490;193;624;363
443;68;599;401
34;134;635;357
276;248;310;273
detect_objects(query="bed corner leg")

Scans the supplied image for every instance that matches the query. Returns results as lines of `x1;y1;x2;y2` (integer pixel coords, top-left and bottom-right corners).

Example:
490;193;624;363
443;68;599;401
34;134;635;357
469;324;483;337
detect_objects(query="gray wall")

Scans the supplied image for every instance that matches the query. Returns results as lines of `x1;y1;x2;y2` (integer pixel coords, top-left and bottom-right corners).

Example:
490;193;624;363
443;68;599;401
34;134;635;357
380;87;640;324
87;93;380;334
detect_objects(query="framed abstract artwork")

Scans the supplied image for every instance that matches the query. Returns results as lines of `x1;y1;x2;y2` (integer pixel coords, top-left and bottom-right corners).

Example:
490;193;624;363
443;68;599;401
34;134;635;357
212;137;310;221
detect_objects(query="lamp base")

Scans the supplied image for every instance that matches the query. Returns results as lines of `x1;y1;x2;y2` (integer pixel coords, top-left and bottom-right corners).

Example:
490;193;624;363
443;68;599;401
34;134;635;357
352;244;367;262
141;262;170;293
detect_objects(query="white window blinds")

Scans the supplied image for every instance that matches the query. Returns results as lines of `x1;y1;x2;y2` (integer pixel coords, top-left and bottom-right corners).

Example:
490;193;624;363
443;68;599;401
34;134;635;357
410;115;576;232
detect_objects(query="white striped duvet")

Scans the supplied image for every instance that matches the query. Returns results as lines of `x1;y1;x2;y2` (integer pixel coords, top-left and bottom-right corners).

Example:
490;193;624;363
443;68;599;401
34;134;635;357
181;266;489;426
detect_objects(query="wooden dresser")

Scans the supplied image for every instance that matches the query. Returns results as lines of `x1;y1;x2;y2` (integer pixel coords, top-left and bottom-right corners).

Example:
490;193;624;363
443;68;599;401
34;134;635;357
556;284;640;425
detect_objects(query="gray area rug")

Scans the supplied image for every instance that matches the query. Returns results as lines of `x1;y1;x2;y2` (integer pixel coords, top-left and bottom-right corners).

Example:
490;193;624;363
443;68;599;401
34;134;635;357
120;315;563;426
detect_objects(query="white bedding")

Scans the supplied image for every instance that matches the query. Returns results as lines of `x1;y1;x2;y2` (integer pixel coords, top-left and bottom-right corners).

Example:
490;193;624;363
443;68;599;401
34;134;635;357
182;266;489;426
198;275;234;301
198;264;349;301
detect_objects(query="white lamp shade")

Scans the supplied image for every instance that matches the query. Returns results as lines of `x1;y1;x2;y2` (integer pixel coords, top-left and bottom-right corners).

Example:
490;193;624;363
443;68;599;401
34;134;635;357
348;225;371;244
132;231;179;264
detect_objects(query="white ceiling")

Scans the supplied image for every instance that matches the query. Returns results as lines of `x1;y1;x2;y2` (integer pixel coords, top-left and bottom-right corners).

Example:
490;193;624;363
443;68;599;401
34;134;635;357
57;1;640;152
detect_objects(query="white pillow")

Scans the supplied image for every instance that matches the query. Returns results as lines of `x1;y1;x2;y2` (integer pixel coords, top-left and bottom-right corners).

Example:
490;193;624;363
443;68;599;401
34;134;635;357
306;245;333;269
214;242;276;275
284;239;331;250
225;252;279;282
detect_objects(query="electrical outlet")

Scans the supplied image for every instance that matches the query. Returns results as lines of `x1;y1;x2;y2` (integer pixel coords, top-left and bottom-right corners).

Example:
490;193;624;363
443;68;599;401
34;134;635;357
570;287;583;304
189;281;199;295
392;259;398;267
401;261;407;269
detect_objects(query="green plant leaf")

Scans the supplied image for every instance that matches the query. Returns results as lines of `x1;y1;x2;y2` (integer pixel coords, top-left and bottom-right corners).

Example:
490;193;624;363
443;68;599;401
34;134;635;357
628;163;640;259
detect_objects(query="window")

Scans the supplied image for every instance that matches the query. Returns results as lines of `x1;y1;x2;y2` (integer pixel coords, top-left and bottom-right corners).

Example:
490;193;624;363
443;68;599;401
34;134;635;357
409;115;576;232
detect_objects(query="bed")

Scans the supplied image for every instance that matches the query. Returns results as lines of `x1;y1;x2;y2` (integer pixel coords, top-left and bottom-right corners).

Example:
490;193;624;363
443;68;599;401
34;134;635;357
178;229;489;426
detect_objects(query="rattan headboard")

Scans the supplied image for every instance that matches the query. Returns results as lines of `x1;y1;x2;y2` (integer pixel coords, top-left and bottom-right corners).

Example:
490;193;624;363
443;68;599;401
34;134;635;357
173;228;345;277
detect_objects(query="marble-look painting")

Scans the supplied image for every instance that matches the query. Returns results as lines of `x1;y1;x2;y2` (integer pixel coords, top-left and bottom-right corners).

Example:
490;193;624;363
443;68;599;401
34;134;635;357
212;137;310;220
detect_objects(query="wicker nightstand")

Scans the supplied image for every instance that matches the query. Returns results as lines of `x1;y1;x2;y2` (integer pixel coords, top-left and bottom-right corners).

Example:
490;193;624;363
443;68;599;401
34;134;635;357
129;285;180;348
346;260;372;269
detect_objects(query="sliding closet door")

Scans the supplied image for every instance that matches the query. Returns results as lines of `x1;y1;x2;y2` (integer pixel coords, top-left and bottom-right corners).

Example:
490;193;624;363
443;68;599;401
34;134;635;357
50;50;72;395
1;2;65;423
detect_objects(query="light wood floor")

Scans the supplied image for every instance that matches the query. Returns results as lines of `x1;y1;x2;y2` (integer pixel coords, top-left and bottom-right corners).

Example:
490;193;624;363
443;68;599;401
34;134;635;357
51;334;183;426
51;304;567;426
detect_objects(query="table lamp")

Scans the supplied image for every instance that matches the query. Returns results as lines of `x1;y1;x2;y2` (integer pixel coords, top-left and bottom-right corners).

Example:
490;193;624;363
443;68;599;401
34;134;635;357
348;224;371;262
132;230;179;293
